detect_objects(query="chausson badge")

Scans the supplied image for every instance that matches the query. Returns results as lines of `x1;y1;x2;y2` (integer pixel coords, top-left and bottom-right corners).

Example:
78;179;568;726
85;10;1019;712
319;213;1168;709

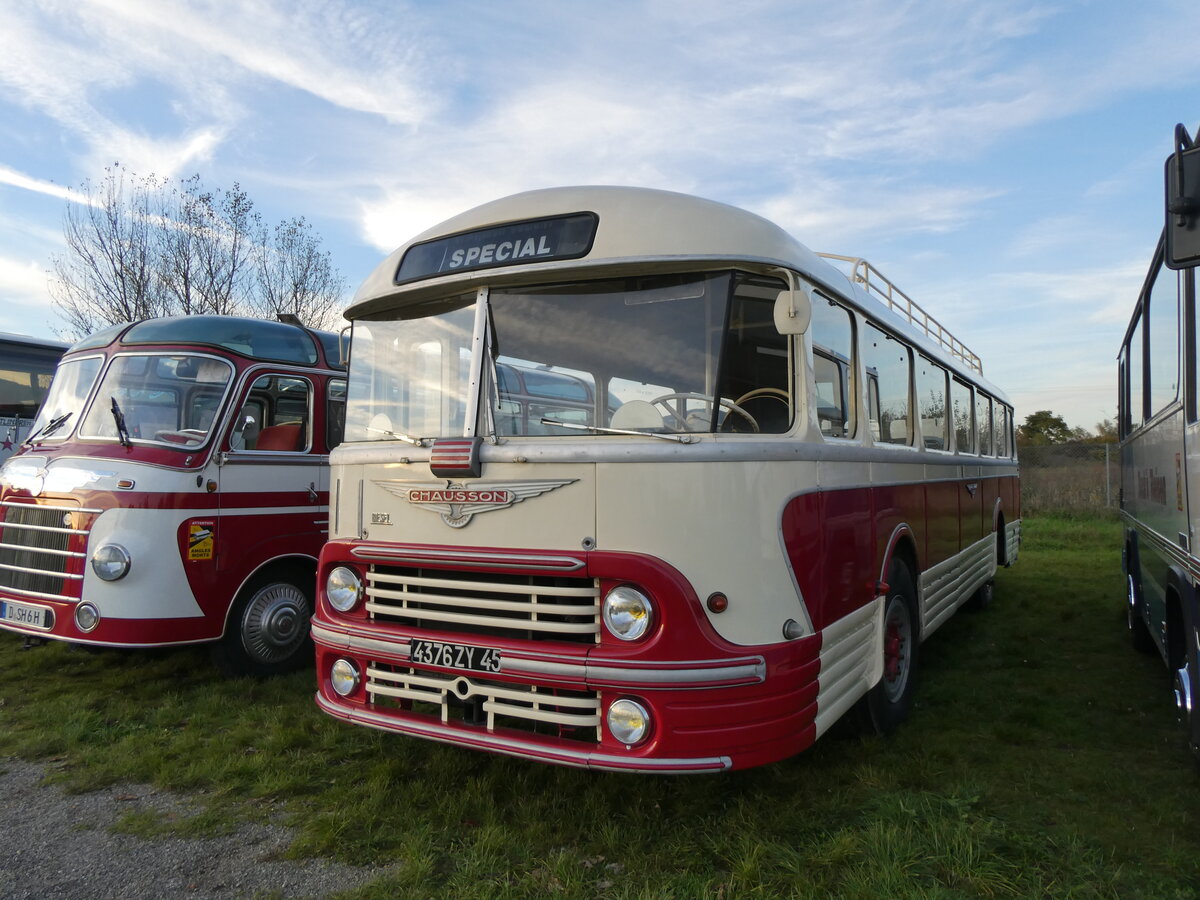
373;479;578;528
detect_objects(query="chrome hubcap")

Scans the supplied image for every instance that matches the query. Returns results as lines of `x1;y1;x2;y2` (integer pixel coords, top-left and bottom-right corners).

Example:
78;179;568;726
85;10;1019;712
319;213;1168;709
241;582;308;664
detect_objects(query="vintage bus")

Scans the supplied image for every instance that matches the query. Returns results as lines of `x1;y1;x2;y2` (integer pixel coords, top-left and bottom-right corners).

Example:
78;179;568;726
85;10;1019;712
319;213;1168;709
0;332;69;466
1121;121;1200;756
0;316;345;675
312;186;1020;772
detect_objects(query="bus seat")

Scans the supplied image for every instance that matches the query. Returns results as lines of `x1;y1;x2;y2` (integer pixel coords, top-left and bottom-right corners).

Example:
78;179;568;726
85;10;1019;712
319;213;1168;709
255;422;303;451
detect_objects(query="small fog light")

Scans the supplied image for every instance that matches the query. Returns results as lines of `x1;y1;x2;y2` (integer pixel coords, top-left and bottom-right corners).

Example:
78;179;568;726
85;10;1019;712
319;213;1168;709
330;658;360;697
607;698;651;746
91;544;131;581
75;602;100;633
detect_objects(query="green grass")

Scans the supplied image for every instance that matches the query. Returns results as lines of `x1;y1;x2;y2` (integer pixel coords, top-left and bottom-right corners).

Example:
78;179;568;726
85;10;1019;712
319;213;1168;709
2;516;1198;898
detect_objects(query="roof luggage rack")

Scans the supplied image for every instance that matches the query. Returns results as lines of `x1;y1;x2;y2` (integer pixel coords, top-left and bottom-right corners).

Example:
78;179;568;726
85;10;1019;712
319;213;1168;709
817;253;982;374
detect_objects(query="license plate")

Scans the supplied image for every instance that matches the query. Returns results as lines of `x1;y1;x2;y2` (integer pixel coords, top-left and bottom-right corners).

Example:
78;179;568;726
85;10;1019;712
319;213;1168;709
0;600;53;630
410;639;501;673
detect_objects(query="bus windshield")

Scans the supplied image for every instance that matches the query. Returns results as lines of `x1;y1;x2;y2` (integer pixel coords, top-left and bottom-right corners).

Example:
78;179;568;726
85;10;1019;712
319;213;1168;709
25;355;104;443
345;272;796;442
78;353;234;448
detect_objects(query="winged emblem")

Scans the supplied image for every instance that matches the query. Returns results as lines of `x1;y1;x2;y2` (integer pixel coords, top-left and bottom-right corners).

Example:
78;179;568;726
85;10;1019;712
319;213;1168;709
373;479;578;528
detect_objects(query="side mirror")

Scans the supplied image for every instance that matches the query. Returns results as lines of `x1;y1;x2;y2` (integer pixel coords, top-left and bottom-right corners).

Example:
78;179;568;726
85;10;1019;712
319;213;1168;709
339;325;351;366
1166;122;1200;270
774;279;812;335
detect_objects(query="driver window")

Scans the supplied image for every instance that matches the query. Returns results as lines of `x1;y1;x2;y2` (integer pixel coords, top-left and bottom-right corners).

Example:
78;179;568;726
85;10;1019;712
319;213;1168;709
715;281;792;433
232;374;311;452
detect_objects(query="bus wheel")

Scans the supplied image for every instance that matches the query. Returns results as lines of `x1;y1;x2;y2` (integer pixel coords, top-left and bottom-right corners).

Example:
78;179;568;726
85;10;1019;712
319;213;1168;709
213;569;314;677
1127;574;1156;655
855;561;919;736
966;580;993;611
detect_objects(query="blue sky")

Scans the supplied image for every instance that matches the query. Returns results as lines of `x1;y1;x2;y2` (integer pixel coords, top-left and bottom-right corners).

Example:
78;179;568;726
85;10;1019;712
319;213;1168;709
1;0;1198;432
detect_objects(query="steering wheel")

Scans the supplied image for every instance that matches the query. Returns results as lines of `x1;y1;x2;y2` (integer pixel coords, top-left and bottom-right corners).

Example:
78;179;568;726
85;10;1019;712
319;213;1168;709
734;387;789;406
649;392;759;433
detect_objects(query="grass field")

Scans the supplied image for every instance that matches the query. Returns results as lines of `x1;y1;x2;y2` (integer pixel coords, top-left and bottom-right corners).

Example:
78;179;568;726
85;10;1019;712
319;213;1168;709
2;516;1198;898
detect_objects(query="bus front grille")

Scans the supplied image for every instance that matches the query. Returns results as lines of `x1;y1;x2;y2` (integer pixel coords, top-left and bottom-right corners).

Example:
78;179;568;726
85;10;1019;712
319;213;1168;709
367;661;600;743
0;500;89;602
365;566;600;643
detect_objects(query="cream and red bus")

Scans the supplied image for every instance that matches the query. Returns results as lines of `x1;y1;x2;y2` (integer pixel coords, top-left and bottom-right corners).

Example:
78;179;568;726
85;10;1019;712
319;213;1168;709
0;315;345;675
312;186;1020;772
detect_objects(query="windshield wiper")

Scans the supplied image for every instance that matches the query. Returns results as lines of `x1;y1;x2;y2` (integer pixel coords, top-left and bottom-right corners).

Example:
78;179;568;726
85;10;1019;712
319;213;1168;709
110;397;132;448
365;425;429;447
539;417;697;444
24;412;72;444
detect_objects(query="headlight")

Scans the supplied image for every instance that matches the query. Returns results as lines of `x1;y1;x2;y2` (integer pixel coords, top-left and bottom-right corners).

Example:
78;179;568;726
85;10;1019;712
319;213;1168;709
607;698;651;745
602;585;653;641
90;544;131;581
75;602;101;633
326;566;363;612
330;658;360;697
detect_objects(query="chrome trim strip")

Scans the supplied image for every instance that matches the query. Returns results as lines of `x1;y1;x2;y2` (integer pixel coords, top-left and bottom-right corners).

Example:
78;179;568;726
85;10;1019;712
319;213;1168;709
314;692;732;772
349;545;586;571
1122;512;1200;581
311;621;766;685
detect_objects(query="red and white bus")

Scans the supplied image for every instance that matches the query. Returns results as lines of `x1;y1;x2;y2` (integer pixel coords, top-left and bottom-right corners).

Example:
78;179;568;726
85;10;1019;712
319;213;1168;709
0;332;68;466
312;187;1020;772
0;315;345;675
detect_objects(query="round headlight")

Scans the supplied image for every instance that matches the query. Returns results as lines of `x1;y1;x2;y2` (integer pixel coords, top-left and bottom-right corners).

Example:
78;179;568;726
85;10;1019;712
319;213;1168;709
602;585;653;641
326;566;363;612
607;698;651;746
90;544;131;582
75;602;101;633
330;658;360;697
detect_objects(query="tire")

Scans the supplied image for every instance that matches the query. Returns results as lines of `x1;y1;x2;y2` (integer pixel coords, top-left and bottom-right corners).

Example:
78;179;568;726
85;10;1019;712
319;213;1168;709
212;568;314;677
966;580;993;611
1127;573;1156;655
854;560;920;735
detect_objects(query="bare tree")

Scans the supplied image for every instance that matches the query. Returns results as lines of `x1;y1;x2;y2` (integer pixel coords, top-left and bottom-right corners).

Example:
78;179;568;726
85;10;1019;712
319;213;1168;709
249;216;347;331
50;167;347;338
50;164;170;336
157;176;258;317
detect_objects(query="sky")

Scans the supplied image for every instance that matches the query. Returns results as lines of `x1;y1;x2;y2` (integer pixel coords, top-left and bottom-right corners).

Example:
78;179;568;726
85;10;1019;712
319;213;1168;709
1;0;1198;432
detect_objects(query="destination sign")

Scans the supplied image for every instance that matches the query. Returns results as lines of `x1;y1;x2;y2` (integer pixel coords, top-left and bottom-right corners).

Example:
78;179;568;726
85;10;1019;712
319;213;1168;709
394;212;598;284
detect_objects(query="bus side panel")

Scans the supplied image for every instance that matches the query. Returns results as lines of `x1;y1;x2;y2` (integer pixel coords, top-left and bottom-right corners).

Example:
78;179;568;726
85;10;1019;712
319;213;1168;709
870;480;926;572
924;475;960;572
809;489;873;632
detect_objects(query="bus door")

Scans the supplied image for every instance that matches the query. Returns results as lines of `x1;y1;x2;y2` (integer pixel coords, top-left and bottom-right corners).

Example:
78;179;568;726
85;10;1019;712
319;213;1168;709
211;371;327;574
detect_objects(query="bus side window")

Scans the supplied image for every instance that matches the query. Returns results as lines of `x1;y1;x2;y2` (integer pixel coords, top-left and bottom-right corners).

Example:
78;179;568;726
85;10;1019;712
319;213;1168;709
915;355;948;450
951;377;974;454
1147;263;1180;414
976;393;994;456
810;295;855;438
862;322;912;445
1128;311;1144;431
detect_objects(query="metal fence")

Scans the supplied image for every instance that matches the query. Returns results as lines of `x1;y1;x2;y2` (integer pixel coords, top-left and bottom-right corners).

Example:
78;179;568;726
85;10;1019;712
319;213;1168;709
1018;442;1120;516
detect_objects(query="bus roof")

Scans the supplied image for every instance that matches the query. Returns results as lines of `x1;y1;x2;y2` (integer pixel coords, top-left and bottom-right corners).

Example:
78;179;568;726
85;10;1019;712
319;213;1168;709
65;315;344;370
0;332;70;351
350;185;1005;399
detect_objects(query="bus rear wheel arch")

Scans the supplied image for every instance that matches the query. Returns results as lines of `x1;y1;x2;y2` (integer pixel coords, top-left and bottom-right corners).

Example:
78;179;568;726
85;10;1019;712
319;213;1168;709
212;561;315;677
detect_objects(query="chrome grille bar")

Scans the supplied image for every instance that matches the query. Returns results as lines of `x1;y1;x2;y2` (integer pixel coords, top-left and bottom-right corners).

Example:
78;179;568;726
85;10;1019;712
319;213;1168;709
0;500;89;600
366;664;600;733
365;567;600;641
